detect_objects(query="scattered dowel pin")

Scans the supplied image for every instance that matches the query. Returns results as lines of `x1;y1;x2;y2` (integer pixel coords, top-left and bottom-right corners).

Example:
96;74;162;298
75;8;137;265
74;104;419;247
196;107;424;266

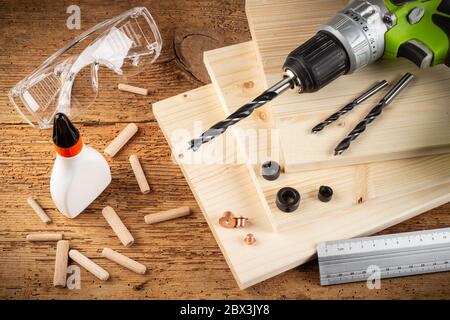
144;206;190;225
129;155;150;194
53;240;70;287
27;196;51;224
118;83;148;96
69;249;109;281
102;206;135;247
102;248;147;275
26;232;63;242
104;123;138;157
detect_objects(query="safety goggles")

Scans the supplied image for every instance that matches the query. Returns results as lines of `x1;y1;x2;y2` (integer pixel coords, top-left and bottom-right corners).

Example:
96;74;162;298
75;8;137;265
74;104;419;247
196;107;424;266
9;7;162;128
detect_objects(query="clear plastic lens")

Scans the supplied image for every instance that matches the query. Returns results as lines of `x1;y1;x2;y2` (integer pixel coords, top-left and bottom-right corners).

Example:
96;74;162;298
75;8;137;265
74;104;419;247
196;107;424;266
70;64;99;116
10;64;65;128
116;10;162;76
9;7;162;129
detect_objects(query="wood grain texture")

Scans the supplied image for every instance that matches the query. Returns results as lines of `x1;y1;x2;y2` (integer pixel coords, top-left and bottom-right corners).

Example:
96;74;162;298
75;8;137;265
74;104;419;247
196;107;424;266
153;70;450;288
204;41;450;231
0;0;449;299
0;0;249;125
203;42;280;164
246;0;450;172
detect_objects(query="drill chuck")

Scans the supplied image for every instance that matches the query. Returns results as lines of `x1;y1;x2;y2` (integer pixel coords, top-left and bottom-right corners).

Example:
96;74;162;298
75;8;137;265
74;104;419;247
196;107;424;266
188;0;393;151
283;31;350;92
284;0;390;91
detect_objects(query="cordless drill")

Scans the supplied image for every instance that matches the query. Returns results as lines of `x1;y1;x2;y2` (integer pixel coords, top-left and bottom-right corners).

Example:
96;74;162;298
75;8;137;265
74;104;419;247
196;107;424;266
189;0;450;151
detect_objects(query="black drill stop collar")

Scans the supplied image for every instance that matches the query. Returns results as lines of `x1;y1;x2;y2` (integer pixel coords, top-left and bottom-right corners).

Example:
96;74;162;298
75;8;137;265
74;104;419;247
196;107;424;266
261;160;281;181
318;185;333;202
276;187;301;213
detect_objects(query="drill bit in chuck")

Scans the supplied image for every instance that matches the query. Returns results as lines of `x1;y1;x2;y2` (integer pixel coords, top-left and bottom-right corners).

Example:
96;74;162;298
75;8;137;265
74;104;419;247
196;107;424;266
334;73;414;156
311;80;389;133
188;75;294;151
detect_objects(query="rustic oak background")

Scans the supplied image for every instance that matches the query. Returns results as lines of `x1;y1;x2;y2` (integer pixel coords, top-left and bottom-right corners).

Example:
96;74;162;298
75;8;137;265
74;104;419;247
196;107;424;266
0;0;449;300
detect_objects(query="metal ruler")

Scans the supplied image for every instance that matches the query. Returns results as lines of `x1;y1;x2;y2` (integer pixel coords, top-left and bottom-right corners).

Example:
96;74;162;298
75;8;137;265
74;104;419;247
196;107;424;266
318;227;450;286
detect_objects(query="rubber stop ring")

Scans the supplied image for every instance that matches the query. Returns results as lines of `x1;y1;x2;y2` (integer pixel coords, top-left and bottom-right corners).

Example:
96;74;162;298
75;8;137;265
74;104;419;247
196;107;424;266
261;161;281;181
276;187;301;212
318;185;333;202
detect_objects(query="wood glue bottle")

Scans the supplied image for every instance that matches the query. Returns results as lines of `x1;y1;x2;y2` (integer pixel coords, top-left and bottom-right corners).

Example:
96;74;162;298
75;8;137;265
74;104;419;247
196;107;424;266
50;113;111;218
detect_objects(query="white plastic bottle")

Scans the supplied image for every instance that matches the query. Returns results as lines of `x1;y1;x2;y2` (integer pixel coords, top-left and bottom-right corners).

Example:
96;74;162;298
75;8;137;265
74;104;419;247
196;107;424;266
50;113;111;218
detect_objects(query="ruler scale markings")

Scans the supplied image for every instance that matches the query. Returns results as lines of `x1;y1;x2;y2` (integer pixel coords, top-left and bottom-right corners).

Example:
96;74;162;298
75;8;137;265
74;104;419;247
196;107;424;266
322;261;450;285
319;229;450;256
318;228;450;286
320;251;450;276
320;240;450;262
320;243;450;263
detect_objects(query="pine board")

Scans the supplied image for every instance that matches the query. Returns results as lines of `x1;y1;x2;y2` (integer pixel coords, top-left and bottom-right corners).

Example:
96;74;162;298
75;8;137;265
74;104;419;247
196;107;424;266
246;0;450;172
2;0;449;299
153;83;450;289
204;41;450;231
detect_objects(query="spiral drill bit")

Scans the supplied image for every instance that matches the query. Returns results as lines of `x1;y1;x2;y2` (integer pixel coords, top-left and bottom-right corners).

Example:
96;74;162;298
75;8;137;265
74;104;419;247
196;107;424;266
334;73;414;156
188;75;294;151
311;80;389;133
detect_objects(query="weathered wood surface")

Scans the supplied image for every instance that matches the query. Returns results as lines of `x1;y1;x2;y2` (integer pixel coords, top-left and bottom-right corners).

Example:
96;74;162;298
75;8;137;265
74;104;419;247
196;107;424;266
0;0;449;299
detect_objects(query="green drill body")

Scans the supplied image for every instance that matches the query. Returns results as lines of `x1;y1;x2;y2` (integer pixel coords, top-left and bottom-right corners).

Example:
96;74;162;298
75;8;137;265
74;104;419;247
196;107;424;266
384;0;450;67
189;0;449;151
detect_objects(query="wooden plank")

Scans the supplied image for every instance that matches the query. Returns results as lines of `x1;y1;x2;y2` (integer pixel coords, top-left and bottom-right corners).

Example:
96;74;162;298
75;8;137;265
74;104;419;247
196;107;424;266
204;41;450;231
202;41;279;163
203;42;281;228
246;0;450;172
153;83;450;288
1;0;449;300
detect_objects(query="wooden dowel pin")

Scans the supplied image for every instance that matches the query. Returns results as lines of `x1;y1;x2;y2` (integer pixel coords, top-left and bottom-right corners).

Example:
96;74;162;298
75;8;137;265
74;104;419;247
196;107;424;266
69;249;109;281
129;155;150;194
102;248;147;275
144;206;190;225
102;206;135;247
104;123;138;157
53;240;70;287
27;196;51;224
26;232;63;242
118;84;148;96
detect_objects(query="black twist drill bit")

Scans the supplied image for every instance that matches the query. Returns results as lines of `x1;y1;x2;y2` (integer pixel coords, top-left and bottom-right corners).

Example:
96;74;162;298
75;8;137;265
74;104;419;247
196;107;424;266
311;80;389;133
334;73;414;156
188;76;294;151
